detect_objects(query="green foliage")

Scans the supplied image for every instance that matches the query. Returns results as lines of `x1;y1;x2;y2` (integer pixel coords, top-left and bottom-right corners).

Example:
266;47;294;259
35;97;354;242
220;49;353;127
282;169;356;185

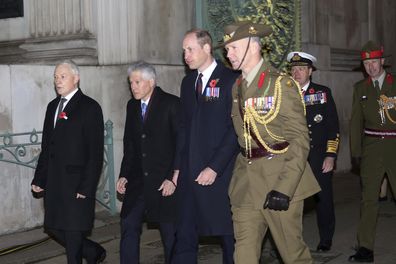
204;0;300;71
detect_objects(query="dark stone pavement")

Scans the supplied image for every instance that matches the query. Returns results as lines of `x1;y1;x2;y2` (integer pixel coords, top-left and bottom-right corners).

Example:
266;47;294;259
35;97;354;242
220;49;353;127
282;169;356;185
1;171;396;263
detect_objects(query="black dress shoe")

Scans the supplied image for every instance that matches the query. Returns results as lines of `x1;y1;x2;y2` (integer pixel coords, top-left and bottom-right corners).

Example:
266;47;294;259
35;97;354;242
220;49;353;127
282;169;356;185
348;247;374;262
87;248;106;264
96;250;106;263
317;244;331;252
378;195;388;202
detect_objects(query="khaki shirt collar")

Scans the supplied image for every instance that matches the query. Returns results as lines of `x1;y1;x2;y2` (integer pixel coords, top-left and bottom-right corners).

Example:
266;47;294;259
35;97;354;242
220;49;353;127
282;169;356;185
245;58;264;87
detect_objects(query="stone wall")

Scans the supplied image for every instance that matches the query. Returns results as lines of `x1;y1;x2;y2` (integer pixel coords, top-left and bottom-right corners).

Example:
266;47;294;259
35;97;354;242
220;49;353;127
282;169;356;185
0;0;195;65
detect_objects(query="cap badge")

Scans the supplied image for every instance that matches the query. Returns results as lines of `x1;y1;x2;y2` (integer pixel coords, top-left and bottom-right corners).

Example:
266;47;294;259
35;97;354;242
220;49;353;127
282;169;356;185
291;53;301;62
248;26;257;35
365;52;370;59
223;34;231;42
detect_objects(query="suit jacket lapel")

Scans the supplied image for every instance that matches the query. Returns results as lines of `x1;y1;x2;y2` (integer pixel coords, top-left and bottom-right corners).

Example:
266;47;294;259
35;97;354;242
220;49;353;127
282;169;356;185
62;89;83;115
53;89;82;132
143;87;160;125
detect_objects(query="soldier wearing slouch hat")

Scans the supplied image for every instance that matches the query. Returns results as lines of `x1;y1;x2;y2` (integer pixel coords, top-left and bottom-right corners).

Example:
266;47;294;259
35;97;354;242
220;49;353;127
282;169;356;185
221;20;320;264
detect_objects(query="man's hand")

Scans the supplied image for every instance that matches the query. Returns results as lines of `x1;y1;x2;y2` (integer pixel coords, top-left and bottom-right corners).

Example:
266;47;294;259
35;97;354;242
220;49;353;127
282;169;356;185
322;157;335;173
31;185;45;198
264;190;290;211
158;179;177;196
116;177;128;194
195;167;217;186
31;185;44;193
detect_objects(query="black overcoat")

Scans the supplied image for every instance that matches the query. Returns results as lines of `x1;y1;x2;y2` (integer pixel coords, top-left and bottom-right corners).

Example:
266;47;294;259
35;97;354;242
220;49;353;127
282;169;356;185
32;89;104;231
174;61;239;236
119;87;180;222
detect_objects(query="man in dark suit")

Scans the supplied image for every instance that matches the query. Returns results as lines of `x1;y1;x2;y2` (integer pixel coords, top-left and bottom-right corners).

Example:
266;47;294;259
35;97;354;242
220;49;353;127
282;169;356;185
116;60;180;264
288;51;340;252
31;60;106;264
172;29;239;264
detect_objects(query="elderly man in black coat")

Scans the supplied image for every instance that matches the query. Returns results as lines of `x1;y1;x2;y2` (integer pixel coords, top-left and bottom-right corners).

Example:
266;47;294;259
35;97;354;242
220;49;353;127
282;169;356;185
31;60;106;264
116;60;180;264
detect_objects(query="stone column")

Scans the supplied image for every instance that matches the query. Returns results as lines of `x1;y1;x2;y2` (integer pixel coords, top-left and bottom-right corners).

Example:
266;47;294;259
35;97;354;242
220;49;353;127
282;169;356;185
28;0;94;38
96;0;138;65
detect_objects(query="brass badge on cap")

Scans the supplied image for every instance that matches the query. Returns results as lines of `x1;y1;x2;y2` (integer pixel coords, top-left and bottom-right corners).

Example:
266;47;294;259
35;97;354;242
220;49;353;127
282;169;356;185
248;26;257;34
365;52;370;59
314;114;323;123
223;34;231;42
292;53;301;62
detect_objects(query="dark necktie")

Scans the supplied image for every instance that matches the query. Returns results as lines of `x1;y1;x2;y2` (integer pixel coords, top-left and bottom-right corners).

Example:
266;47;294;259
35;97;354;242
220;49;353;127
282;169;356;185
374;80;380;91
56;98;67;121
196;73;203;98
141;102;147;120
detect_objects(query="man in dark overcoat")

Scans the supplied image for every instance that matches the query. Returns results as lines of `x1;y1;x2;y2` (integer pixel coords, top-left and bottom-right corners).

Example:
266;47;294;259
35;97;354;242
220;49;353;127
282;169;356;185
349;41;396;263
172;29;239;264
117;60;180;264
31;60;106;264
288;51;340;252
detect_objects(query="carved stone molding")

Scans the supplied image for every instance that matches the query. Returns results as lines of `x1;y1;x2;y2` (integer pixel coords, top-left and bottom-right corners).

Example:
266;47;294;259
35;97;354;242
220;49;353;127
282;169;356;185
0;34;97;65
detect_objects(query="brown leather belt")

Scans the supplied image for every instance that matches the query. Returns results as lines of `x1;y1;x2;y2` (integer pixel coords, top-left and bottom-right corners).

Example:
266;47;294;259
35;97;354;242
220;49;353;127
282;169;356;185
240;141;289;159
364;128;396;138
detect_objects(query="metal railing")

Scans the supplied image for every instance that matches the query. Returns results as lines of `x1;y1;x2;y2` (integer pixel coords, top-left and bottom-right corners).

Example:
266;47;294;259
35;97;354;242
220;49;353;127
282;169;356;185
0;119;117;215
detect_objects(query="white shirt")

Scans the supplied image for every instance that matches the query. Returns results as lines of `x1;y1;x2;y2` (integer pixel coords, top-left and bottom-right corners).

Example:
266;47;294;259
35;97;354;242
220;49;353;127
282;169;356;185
301;81;310;93
372;70;386;90
141;98;150;107
196;60;218;94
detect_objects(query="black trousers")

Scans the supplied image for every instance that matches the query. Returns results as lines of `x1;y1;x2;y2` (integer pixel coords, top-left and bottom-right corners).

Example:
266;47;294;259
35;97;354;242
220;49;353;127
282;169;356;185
309;154;335;245
47;228;104;264
120;194;177;264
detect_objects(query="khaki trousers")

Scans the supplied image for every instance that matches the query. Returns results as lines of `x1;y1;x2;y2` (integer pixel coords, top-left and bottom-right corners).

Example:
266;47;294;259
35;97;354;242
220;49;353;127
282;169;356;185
232;201;312;264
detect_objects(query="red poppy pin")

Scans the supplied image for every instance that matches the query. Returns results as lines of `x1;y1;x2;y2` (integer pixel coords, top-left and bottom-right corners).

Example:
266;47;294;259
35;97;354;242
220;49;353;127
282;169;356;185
209;79;219;88
59;112;68;120
309;88;315;94
386;73;393;85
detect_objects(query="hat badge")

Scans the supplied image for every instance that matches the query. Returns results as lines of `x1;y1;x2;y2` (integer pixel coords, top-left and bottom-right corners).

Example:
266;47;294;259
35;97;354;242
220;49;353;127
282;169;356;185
223;33;231;42
365;52;370;59
248;26;257;34
292;53;301;62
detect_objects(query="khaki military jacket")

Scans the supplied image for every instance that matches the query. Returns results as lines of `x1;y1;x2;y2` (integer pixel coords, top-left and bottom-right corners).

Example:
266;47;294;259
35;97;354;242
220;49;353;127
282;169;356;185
350;72;396;158
229;61;320;209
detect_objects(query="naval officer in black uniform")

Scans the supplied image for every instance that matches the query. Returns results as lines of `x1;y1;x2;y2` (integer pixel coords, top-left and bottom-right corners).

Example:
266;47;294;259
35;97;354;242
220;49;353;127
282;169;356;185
288;51;340;252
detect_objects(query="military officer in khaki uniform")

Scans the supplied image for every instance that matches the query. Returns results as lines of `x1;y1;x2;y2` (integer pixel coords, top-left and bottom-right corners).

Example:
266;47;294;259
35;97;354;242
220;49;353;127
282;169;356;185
349;41;396;263
288;51;340;252
221;21;320;264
